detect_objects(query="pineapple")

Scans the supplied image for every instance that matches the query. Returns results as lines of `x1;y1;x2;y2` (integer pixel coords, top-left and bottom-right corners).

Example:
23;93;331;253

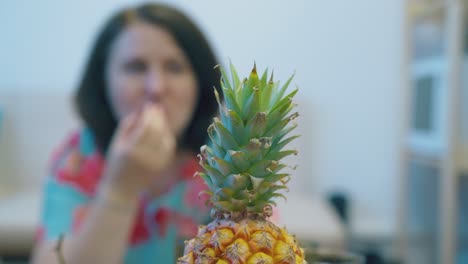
178;62;305;264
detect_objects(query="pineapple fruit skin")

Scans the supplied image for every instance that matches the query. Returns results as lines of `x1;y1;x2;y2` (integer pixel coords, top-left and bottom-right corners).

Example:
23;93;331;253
178;217;306;264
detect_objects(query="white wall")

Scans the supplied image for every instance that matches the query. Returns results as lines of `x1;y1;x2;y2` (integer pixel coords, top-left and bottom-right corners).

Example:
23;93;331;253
462;58;468;146
0;0;405;233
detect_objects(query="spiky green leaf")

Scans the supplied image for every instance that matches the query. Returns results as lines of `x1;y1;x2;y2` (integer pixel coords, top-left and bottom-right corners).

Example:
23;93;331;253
213;118;239;150
245;112;267;139
270;72;295;108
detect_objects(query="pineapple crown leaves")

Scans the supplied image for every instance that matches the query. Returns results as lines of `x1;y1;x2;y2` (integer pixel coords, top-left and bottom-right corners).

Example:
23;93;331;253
199;61;299;216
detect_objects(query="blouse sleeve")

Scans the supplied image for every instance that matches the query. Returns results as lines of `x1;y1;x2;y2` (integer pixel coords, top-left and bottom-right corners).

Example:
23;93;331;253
37;130;104;241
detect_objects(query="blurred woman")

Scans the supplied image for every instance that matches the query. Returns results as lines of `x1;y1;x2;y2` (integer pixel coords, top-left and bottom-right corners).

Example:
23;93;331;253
32;3;220;263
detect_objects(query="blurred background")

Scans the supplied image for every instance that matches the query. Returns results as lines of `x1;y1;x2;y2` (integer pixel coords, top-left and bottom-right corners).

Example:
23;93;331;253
0;0;466;263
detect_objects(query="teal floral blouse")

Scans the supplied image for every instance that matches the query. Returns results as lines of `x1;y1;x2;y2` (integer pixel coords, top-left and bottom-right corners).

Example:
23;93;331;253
36;128;209;263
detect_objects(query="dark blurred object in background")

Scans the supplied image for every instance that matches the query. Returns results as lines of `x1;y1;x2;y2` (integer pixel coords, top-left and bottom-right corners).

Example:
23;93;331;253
328;192;350;225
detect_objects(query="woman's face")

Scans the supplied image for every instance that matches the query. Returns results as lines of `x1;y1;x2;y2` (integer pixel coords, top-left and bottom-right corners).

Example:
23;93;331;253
106;21;198;138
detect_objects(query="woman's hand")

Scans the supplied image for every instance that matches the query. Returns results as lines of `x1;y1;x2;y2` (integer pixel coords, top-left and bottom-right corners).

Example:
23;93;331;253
100;104;177;202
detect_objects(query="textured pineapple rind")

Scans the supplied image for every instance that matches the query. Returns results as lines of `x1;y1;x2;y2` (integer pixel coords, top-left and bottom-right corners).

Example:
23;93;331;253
177;218;307;264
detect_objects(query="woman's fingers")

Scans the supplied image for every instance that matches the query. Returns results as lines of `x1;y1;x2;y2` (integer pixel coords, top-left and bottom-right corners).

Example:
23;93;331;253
116;107;143;144
118;103;168;145
140;104;166;142
114;102;176;172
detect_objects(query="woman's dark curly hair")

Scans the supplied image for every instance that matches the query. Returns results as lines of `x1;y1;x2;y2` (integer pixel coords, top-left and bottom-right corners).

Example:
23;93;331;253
75;3;221;154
